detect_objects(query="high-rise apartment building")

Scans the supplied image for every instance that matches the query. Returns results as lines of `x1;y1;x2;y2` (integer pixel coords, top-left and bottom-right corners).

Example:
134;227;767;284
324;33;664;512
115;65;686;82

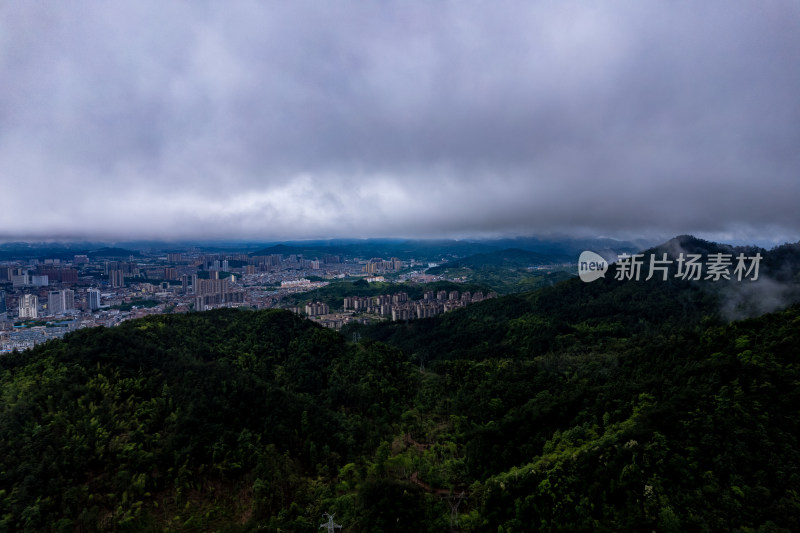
19;294;38;319
0;290;6;322
109;270;125;287
62;289;74;311
11;273;29;288
30;275;49;287
38;266;78;283
49;291;63;315
87;289;101;311
48;289;75;315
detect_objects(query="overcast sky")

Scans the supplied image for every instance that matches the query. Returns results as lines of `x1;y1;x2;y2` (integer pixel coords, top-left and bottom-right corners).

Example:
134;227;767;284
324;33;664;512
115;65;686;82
1;1;798;244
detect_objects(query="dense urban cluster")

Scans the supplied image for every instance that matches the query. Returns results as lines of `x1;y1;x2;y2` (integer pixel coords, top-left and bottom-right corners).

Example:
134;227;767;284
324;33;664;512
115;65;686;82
297;288;497;330
345;288;496;319
0;249;474;352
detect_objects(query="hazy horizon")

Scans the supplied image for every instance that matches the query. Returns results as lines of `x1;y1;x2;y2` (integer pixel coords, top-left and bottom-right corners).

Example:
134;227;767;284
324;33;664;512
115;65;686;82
0;233;795;254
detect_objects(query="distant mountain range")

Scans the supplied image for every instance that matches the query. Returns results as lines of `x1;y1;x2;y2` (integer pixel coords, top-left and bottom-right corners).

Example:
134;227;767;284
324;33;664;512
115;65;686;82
250;236;651;262
0;235;652;262
248;239;499;260
428;248;569;270
471;235;651;258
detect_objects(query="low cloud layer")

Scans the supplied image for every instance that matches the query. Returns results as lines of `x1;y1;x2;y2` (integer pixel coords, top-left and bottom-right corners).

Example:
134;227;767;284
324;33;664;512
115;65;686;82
1;1;799;243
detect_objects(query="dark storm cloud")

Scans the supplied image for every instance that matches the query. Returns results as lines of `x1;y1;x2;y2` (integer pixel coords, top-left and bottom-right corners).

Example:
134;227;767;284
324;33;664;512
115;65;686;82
1;1;798;242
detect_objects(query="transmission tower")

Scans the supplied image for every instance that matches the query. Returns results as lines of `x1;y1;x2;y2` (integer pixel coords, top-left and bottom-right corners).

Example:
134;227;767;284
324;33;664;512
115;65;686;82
319;512;342;532
448;491;466;532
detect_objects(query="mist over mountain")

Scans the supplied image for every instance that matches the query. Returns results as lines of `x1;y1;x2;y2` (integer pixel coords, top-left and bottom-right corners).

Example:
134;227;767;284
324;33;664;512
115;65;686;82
642;235;800;321
471;235;651;259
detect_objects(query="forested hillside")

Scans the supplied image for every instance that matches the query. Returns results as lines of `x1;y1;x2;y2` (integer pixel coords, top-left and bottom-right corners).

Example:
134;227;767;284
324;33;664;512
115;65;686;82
2;238;800;531
0;310;423;531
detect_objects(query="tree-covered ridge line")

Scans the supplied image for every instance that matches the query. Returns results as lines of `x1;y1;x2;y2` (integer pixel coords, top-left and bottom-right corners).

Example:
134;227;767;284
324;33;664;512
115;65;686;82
426;248;569;271
420;244;580;295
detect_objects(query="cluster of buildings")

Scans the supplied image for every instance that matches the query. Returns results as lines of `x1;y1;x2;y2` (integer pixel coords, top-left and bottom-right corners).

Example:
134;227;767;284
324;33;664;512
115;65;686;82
192;278;246;309
296;289;498;331
0;283;103;352
346;289;497;321
363;257;404;274
14;289;90;318
304;301;330;316
1;286;101;322
0;246;494;352
0;249;425;352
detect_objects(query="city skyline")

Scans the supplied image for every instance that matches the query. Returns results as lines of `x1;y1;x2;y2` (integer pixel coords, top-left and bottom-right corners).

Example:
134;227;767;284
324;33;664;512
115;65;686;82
0;243;508;352
1;2;799;244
